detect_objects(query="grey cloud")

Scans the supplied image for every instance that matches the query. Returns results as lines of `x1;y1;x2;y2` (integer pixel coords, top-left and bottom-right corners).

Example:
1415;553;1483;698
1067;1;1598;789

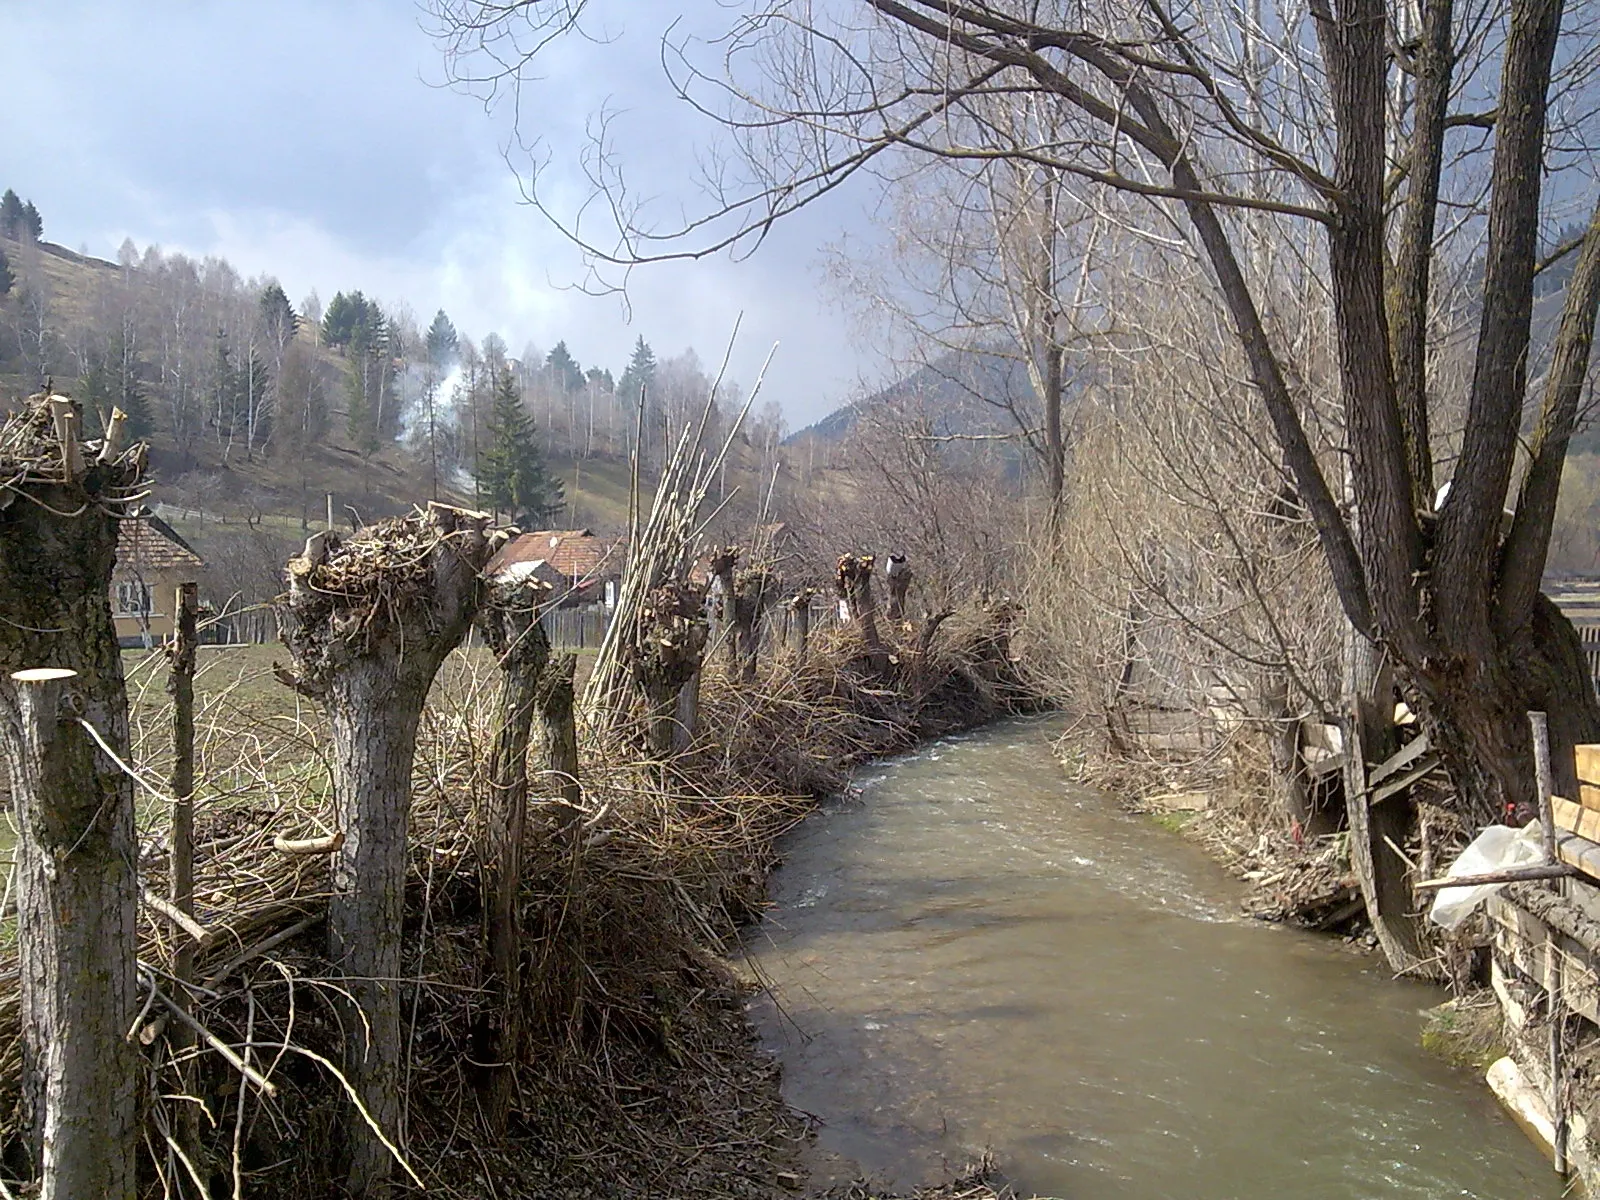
0;0;881;424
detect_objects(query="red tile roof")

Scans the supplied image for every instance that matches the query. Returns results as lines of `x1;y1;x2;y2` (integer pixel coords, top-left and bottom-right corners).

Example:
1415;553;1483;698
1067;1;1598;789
115;513;204;578
486;530;625;587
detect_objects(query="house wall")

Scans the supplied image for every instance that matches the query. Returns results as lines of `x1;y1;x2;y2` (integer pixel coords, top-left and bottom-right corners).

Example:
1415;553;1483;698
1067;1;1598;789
111;573;187;646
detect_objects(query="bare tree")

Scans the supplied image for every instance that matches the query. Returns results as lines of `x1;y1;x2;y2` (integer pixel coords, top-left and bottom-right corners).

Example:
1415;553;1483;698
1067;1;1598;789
435;0;1600;832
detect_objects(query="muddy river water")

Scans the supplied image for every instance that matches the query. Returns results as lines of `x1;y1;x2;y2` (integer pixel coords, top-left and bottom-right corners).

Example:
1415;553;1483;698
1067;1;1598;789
744;718;1560;1199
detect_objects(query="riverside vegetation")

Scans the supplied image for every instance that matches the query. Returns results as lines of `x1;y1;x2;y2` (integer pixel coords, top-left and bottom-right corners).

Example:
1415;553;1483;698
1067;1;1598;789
0;389;1036;1199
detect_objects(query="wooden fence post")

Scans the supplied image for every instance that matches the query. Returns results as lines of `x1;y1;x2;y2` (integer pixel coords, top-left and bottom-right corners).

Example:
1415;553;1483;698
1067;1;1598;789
276;505;491;1198
167;581;200;1172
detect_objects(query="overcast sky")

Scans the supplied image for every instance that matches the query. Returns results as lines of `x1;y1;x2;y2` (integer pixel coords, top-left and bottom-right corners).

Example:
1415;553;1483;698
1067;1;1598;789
0;1;884;428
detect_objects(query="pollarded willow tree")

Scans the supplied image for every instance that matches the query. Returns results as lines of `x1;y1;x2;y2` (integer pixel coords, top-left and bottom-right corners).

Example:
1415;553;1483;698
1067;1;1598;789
435;0;1600;830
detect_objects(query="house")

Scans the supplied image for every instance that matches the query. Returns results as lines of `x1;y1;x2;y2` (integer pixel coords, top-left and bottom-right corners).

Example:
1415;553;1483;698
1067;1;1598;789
485;529;626;608
112;510;204;648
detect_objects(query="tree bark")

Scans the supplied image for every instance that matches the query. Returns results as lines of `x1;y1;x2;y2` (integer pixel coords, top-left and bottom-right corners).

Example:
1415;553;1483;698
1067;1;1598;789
885;555;912;623
837;555;887;671
535;653;582;829
475;578;551;1135
788;591;815;665
708;548;738;677
630;583;706;758
277;505;490;1198
0;399;143;1200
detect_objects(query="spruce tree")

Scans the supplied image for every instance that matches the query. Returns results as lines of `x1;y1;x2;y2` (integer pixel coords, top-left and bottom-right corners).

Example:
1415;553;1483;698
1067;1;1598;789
0;190;23;240
617;336;656;407
546;340;584;392
346;357;377;456
481;373;564;526
0;246;11;297
109;331;154;438
21;200;41;241
259;282;298;349
322;290;368;350
426;309;458;369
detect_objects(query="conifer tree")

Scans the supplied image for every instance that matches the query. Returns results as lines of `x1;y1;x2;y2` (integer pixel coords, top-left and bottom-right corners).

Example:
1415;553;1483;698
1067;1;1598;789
259;283;298;349
21;200;41;241
617;336;658;461
426;310;458;369
617;336;656;406
546;340;584;392
0;190;24;241
480;373;563;526
0;246;11;297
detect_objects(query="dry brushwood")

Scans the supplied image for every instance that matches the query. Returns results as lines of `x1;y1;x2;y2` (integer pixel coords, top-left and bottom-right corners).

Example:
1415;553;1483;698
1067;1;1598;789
586;340;773;737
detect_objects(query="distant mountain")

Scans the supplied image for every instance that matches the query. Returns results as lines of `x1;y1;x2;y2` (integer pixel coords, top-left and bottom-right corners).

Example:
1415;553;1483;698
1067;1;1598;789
785;348;1042;446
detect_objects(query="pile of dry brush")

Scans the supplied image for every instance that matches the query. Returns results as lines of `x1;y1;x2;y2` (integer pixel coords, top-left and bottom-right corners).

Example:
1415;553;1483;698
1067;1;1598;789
0;593;1031;1199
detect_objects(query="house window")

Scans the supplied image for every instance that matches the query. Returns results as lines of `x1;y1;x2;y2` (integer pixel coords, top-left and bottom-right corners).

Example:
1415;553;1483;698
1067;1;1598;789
114;580;154;617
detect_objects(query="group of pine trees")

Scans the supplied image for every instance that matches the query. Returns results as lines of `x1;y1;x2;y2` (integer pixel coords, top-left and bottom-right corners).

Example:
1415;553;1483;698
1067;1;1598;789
0;190;42;242
0;201;778;526
0;189;41;305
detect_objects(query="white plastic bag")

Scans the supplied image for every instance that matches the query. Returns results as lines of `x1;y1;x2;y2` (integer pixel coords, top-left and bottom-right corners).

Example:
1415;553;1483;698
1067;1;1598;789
1428;821;1548;931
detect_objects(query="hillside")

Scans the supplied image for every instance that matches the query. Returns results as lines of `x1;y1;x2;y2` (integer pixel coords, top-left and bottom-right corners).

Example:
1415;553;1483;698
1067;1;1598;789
0;230;820;612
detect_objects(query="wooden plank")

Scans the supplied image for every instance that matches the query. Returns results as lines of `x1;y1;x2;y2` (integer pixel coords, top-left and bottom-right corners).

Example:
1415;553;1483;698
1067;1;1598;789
1370;756;1441;805
1554;797;1600;841
1304;749;1347;779
1368;733;1432;787
1576;744;1600;811
1556;830;1600;881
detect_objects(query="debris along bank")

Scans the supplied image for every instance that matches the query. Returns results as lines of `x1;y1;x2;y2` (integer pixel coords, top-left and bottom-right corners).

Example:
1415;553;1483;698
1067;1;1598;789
0;389;1036;1199
1425;728;1600;1191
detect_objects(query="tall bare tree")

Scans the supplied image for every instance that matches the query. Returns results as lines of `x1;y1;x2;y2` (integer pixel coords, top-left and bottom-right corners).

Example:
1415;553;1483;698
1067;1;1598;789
436;0;1600;831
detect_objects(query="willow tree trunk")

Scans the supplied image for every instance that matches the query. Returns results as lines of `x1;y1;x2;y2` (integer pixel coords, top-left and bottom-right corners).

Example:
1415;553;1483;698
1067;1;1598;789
536;654;582;827
838;556;887;672
790;597;813;665
709;549;738;677
476;579;551;1134
535;654;586;1033
277;506;491;1198
0;399;143;1200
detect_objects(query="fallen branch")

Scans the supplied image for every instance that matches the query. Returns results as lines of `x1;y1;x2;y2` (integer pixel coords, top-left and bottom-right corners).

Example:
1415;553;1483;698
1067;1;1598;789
1413;863;1576;891
145;978;278;1098
272;832;344;856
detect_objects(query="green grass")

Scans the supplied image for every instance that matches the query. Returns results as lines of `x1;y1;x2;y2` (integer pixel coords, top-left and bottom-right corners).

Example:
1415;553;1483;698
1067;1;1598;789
1420;999;1505;1071
1151;811;1195;835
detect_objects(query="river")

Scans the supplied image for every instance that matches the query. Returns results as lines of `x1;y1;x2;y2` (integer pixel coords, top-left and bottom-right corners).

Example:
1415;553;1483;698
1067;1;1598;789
743;718;1559;1199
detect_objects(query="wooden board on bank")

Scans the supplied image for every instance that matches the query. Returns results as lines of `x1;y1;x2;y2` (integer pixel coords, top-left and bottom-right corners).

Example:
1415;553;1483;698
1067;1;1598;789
1554;796;1600;842
1575;743;1600;810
